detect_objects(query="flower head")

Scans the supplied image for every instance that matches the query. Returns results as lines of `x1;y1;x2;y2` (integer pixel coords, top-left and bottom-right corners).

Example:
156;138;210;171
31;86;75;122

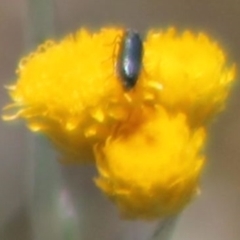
3;27;236;219
95;107;205;219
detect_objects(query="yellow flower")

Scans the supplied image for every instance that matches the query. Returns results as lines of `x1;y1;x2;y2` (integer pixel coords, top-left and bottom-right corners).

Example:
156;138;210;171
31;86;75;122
95;107;205;219
144;28;235;126
3;27;236;219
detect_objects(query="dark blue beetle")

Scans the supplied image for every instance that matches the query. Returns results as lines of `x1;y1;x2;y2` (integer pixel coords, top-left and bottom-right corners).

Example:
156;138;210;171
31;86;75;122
117;29;143;89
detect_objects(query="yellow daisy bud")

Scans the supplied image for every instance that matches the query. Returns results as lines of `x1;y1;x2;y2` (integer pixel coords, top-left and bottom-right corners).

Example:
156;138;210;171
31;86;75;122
95;107;205;219
144;28;236;126
4;28;130;162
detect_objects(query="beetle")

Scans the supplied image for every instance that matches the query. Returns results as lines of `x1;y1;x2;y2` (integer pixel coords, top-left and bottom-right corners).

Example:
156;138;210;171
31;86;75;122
117;29;143;90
